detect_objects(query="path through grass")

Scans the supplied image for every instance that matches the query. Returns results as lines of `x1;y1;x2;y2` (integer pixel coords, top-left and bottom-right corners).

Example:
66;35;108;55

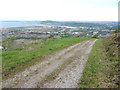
2;37;90;79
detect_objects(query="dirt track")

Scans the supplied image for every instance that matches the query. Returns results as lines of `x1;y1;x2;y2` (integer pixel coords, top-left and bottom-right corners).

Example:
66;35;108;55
3;39;97;88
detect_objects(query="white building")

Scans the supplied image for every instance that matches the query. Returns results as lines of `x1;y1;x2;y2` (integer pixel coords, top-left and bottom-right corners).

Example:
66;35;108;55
93;31;98;35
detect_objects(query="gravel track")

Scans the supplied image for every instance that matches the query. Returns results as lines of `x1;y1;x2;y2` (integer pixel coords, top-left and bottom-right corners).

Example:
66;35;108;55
42;39;97;88
2;39;97;88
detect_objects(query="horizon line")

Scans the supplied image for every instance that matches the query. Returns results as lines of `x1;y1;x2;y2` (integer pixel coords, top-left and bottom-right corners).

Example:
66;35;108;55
0;20;118;22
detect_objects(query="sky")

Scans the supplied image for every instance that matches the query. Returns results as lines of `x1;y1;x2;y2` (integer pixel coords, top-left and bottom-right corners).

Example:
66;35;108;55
0;0;119;21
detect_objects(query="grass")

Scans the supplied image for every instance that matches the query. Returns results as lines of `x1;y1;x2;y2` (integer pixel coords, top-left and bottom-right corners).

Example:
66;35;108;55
2;37;90;79
79;34;119;88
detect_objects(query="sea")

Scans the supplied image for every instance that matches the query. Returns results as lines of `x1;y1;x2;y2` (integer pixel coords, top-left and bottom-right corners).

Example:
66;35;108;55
0;21;41;28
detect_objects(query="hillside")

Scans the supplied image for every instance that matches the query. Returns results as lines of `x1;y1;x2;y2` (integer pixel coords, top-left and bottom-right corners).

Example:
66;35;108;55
2;37;90;80
2;38;95;88
2;32;119;88
80;32;119;88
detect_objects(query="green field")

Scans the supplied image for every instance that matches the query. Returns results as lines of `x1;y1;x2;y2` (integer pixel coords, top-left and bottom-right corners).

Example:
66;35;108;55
79;34;119;88
2;37;90;79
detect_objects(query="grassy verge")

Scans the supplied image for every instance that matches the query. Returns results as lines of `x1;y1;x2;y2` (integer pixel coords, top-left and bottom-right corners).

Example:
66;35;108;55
79;34;119;88
2;37;90;79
